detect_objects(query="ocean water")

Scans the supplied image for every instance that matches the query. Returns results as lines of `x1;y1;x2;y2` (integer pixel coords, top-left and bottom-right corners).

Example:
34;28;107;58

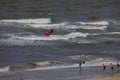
0;0;120;72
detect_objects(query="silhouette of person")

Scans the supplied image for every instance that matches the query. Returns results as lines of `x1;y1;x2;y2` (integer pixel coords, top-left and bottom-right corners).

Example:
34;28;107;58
102;63;106;71
110;63;114;71
117;62;120;68
50;29;53;33
82;60;85;64
79;61;82;69
117;62;119;71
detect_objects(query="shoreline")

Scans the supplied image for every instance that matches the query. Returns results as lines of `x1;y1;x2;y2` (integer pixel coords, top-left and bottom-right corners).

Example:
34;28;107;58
0;59;119;72
0;65;119;80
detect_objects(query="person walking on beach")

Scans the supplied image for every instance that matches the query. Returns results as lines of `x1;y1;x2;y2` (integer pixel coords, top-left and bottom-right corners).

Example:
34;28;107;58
102;63;106;71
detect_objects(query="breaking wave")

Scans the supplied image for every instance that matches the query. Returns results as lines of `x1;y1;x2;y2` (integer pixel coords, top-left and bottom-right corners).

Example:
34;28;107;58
1;31;120;45
76;21;109;26
0;18;51;24
0;55;118;72
0;19;109;31
2;32;89;41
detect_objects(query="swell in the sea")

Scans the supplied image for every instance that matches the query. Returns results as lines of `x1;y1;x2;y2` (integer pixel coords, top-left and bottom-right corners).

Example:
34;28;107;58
0;18;120;72
0;18;120;46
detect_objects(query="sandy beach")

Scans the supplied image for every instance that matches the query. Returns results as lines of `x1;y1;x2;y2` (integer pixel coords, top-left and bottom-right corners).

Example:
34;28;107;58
89;77;120;80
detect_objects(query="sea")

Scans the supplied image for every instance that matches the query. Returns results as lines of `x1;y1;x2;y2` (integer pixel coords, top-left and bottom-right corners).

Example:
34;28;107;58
0;0;120;72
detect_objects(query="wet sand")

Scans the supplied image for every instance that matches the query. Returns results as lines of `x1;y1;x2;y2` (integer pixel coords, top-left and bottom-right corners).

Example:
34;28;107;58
0;65;119;80
88;77;120;80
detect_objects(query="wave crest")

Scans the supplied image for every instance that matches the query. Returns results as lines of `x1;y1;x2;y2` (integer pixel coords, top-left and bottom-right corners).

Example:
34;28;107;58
76;21;109;26
0;18;51;24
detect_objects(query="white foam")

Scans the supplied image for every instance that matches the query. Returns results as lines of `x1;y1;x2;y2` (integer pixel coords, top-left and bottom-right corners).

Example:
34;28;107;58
12;35;68;41
0;19;108;31
27;64;78;71
2;31;119;45
91;32;120;36
66;25;107;30
0;66;10;72
0;38;46;46
11;32;89;41
34;61;62;66
77;21;109;25
29;23;107;30
1;18;51;24
0;32;90;46
28;22;67;28
104;32;120;35
0;19;108;30
80;26;107;30
27;57;119;71
65;32;89;38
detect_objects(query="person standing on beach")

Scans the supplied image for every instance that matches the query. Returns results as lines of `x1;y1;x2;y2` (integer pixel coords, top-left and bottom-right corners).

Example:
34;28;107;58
110;63;114;71
78;61;82;75
102;63;106;71
79;61;82;69
82;60;85;64
117;62;119;71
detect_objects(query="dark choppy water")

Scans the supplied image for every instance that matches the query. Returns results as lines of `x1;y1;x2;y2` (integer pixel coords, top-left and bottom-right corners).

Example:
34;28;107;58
0;0;120;71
